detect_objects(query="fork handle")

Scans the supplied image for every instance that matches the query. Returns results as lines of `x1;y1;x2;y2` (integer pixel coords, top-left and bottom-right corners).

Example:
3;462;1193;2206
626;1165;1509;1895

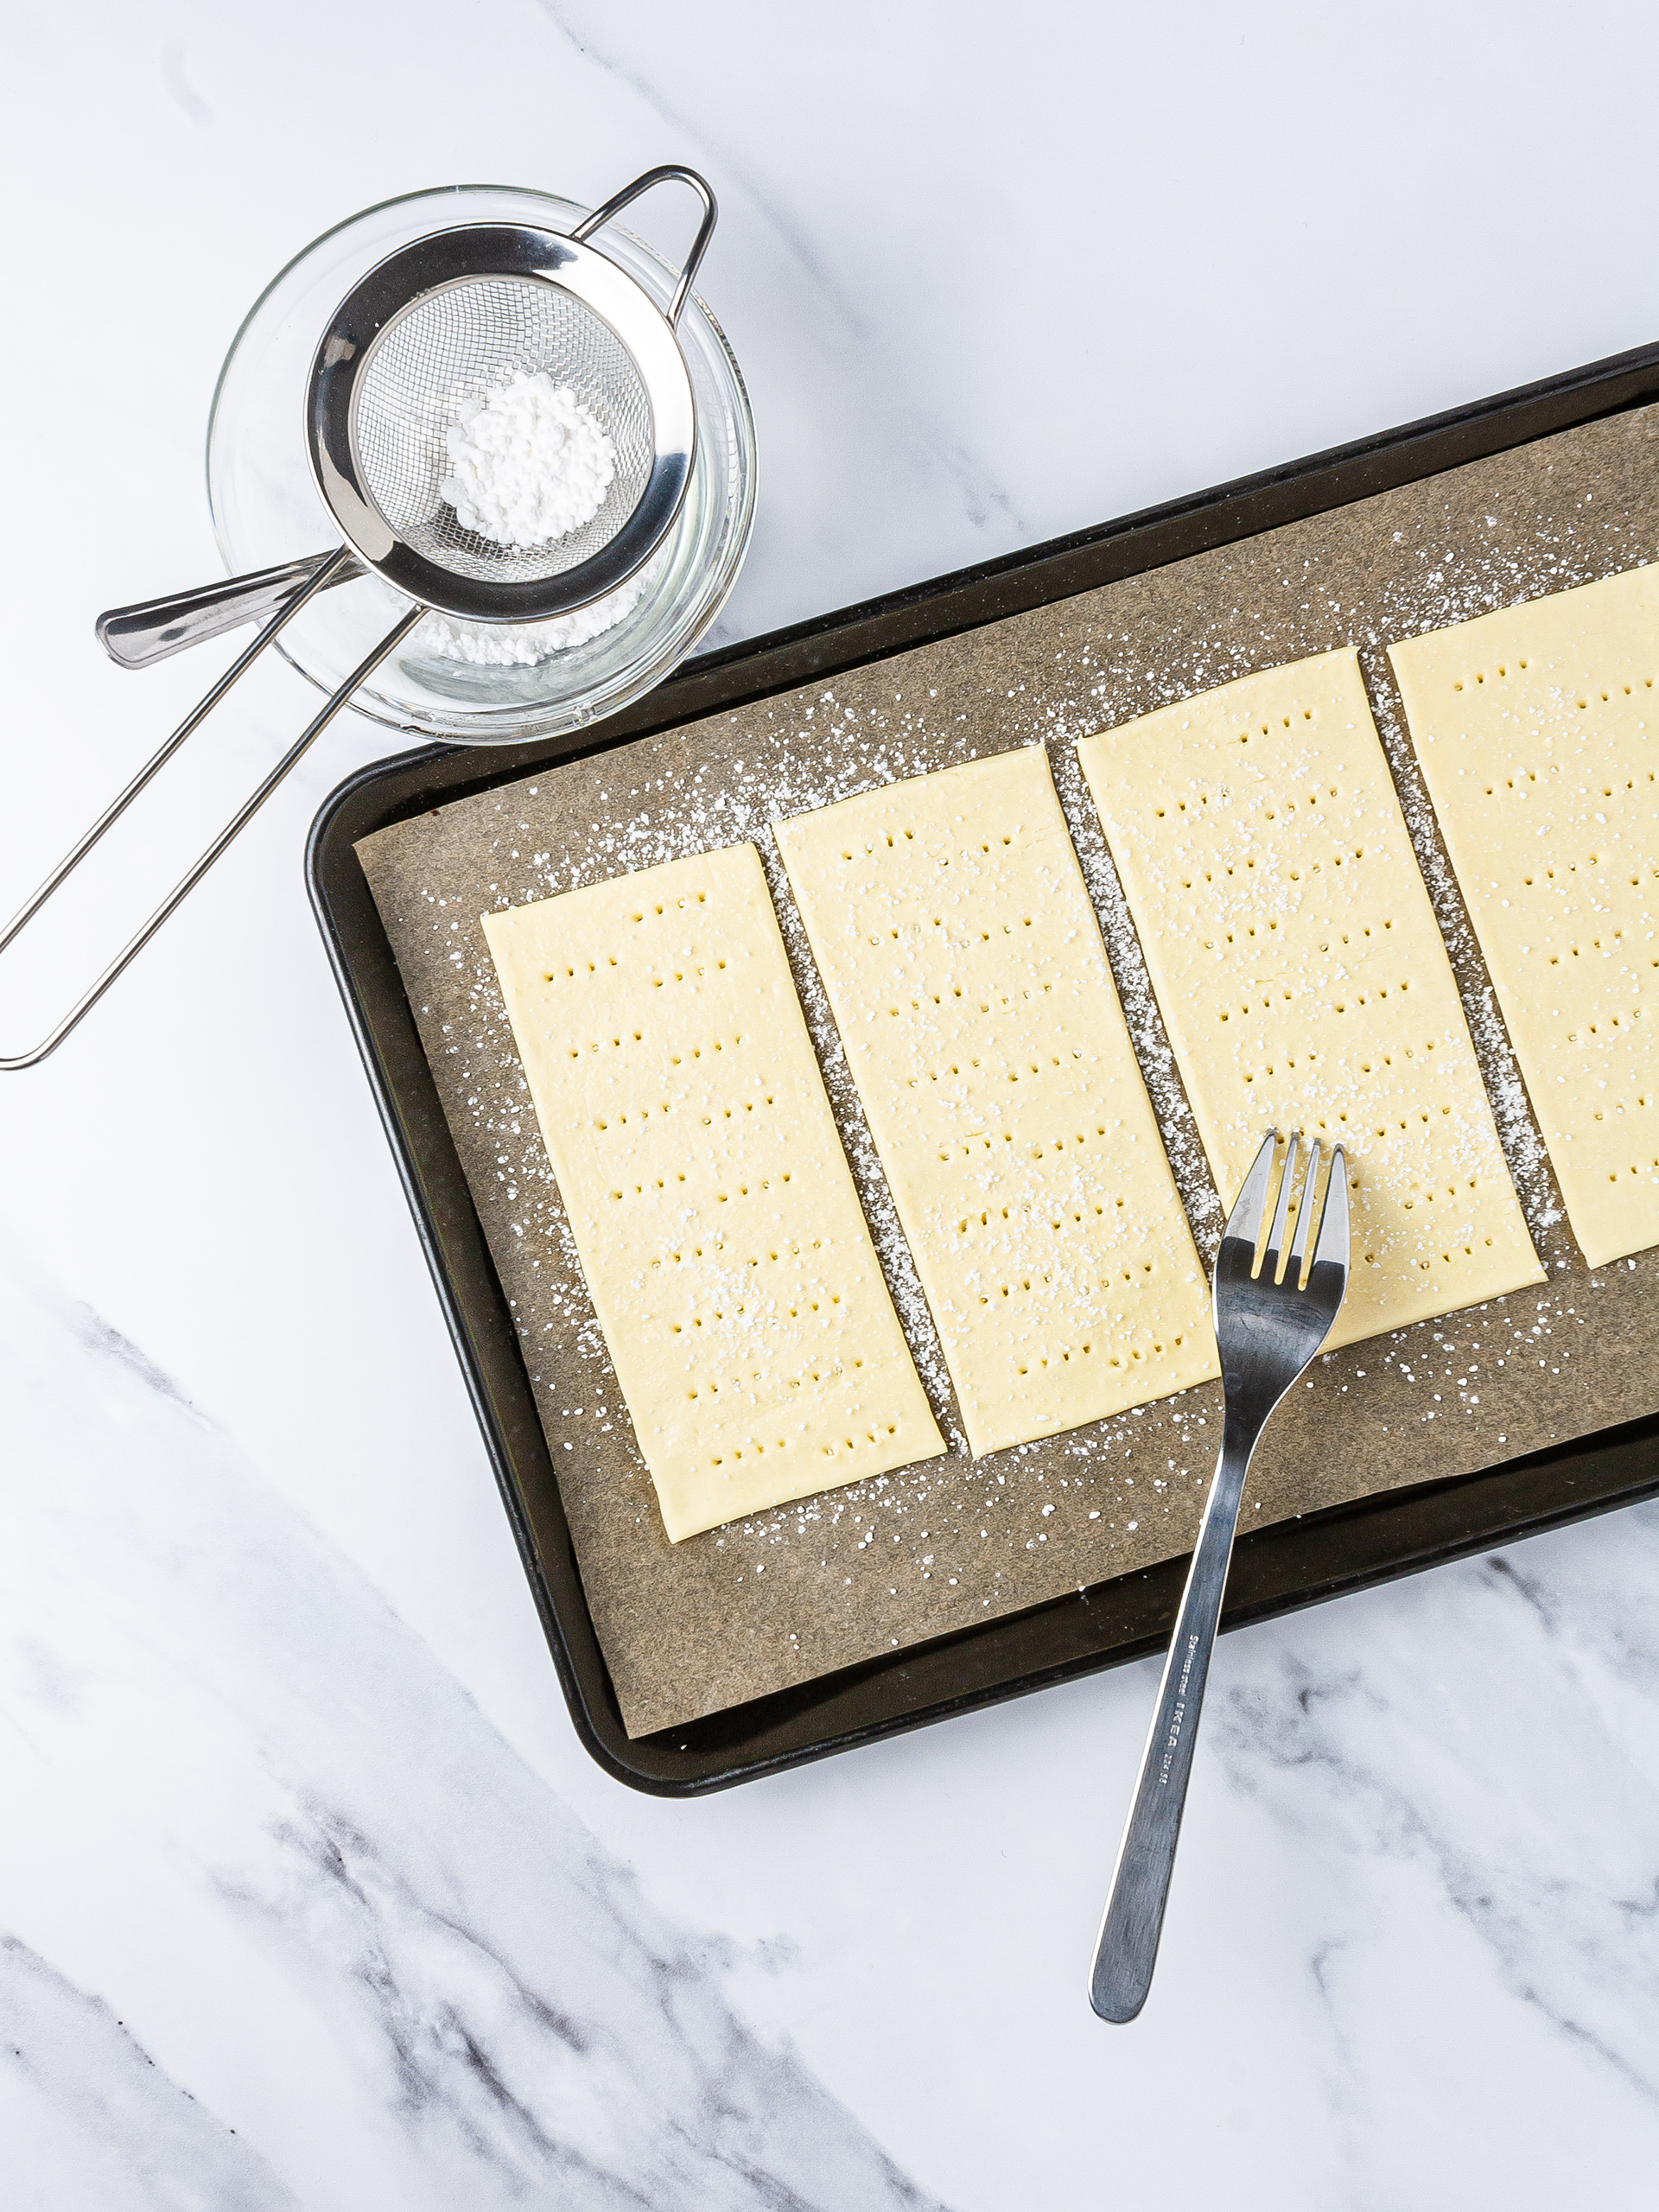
1089;1413;1260;2021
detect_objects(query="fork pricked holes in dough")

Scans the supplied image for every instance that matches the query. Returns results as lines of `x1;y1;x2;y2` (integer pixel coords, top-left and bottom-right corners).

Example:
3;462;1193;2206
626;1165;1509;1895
1390;564;1659;1268
776;746;1216;1458
482;842;942;1541
1078;648;1542;1347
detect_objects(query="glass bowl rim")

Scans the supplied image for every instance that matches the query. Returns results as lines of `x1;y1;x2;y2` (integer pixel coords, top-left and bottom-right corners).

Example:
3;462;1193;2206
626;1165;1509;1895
204;180;757;744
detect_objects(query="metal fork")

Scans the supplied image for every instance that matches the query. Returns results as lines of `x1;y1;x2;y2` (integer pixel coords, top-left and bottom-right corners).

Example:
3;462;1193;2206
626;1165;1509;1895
1089;1128;1349;2022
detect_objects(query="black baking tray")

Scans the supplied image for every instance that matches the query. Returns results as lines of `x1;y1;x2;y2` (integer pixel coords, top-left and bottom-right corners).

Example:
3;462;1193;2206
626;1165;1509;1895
308;340;1659;1796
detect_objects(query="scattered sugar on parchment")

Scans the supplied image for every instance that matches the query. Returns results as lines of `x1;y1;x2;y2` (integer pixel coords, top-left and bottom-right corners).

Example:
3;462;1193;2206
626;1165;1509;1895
400;407;1659;1677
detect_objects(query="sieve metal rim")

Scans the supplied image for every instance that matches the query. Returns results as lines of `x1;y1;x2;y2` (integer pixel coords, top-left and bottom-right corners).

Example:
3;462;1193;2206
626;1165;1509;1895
306;224;696;624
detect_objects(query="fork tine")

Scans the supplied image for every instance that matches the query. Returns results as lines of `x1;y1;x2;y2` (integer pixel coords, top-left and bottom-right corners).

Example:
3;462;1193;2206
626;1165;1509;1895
1262;1130;1298;1277
1314;1144;1350;1269
1287;1139;1323;1281
1224;1129;1279;1246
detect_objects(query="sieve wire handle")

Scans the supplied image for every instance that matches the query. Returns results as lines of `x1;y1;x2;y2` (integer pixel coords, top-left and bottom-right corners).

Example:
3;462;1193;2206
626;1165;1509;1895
97;549;365;671
571;164;717;327
0;567;419;1072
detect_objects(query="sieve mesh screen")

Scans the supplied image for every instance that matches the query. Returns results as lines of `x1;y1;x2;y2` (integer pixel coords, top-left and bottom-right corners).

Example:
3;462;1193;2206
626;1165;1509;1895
351;276;653;584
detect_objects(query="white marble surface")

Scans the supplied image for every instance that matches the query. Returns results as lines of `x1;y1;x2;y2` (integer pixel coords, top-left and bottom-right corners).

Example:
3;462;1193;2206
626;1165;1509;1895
3;3;1658;2204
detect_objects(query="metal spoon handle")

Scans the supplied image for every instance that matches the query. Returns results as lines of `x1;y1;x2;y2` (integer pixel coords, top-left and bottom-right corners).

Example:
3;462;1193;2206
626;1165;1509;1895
1088;1417;1259;2022
95;549;364;670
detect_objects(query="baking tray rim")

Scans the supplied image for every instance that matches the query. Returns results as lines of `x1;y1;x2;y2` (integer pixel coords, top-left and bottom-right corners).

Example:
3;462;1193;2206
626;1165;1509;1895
307;336;1659;1796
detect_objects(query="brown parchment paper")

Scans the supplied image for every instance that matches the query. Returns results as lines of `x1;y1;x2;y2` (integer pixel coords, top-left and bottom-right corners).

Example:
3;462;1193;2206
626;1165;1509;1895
357;404;1659;1737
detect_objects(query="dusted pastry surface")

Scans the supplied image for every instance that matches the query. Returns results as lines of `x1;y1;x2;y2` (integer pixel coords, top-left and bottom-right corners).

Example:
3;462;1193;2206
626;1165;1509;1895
482;842;944;1540
355;403;1659;1740
776;745;1217;1457
1078;650;1543;1346
1389;566;1659;1268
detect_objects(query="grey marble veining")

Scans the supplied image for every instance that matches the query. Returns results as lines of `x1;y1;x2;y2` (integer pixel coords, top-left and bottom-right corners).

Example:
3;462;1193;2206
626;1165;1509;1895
1213;1529;1659;2103
0;1243;950;2210
0;1934;300;2210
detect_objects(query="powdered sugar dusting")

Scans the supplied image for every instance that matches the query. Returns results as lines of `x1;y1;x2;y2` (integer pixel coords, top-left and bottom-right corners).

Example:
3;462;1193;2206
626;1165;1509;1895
354;402;1659;1734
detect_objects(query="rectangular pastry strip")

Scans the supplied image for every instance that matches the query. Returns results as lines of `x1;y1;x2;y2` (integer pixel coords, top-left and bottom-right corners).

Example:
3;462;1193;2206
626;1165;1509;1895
482;842;944;1542
775;745;1217;1459
1389;565;1659;1268
1077;648;1542;1346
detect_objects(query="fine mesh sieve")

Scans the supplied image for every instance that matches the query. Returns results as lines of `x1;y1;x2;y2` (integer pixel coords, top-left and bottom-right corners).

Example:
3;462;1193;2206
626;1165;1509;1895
3;166;719;1071
309;171;709;625
351;275;655;588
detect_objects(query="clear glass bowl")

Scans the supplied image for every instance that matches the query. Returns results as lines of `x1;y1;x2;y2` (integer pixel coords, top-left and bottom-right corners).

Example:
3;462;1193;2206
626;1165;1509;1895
207;184;756;745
